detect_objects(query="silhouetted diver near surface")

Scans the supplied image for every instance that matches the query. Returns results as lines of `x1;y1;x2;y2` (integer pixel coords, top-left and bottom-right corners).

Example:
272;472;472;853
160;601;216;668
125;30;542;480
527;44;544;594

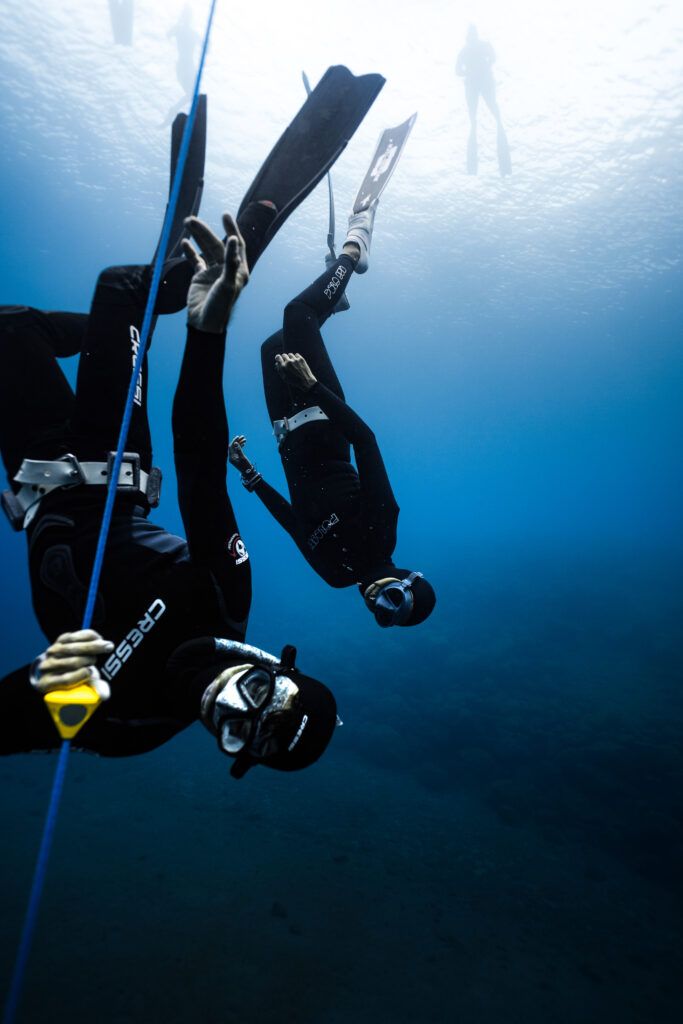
162;5;202;127
455;24;511;177
108;0;134;46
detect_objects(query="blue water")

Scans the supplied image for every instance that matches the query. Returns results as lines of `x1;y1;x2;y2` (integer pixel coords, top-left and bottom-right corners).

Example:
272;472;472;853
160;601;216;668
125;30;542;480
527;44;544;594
1;2;682;1022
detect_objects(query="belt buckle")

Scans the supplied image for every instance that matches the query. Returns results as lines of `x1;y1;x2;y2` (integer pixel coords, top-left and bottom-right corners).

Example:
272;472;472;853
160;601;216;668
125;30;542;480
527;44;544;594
107;451;141;491
59;453;85;489
146;467;162;507
273;418;289;445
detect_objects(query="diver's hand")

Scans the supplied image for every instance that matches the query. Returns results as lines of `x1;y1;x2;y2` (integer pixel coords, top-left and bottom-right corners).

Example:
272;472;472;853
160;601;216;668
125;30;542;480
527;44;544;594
182;213;249;334
229;435;262;491
30;629;112;701
228;435;252;474
275;353;318;392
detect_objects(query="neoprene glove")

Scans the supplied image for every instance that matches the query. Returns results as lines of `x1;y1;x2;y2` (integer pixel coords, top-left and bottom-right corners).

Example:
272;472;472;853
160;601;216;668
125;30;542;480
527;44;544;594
182;213;250;334
228;435;252;474
229;436;262;491
30;629;112;701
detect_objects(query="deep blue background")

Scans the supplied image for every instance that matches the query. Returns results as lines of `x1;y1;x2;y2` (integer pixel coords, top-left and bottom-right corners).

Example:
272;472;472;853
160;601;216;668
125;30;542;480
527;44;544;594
1;10;682;1023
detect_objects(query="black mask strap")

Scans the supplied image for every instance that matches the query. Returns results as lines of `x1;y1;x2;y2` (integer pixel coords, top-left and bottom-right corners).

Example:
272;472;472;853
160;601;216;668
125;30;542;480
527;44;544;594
279;645;297;670
230;750;259;779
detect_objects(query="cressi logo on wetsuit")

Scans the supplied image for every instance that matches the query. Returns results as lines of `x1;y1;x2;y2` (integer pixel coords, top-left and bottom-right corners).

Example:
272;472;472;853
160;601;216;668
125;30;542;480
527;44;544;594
307;513;340;551
130;325;143;407
227;533;249;565
100;598;166;680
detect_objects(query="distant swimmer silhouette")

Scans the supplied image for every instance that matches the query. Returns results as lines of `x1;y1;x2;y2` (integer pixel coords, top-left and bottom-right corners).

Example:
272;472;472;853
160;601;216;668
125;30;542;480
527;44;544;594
162;5;202;127
108;0;133;46
455;24;511;177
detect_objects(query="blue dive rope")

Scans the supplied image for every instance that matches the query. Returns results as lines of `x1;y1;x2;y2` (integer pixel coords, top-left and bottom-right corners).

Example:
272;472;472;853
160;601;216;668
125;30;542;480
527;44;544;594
3;2;219;1021
2;740;70;1024
83;0;218;628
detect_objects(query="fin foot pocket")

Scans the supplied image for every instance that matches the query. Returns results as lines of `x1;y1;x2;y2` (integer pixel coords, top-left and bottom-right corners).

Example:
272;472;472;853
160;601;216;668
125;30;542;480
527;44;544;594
236;65;385;269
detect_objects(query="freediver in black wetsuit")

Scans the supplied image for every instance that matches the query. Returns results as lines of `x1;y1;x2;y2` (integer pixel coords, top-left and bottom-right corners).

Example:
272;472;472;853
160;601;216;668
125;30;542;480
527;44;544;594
229;203;436;629
455;24;511;177
0;64;387;776
0;216;337;779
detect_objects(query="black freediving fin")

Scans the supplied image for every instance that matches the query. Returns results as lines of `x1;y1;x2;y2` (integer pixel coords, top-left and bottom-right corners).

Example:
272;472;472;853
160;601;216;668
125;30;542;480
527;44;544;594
237;65;385;270
163;93;207;259
302;69;350;315
155;93;207;314
497;124;512;177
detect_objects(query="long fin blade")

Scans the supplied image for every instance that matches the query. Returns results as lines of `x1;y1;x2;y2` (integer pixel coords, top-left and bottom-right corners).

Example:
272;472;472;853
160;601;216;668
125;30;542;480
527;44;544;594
353;112;417;213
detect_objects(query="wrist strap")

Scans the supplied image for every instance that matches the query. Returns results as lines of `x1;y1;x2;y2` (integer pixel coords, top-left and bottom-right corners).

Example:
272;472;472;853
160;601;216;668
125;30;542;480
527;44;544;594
241;469;262;492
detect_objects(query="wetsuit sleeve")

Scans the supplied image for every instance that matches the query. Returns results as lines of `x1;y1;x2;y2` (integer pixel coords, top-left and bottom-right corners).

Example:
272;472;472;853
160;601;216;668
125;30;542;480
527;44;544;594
307;381;400;531
0;662;192;756
252;478;298;538
307;380;375;447
172;326;251;622
0;664;61;754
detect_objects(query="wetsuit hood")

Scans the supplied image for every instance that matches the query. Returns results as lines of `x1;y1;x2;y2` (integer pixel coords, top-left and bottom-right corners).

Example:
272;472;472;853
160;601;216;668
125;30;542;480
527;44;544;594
166;637;337;778
358;562;398;593
359;565;436;627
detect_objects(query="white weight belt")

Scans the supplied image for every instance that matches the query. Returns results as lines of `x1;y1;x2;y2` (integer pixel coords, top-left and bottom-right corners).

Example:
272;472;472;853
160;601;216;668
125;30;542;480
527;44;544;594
272;406;329;446
7;453;157;529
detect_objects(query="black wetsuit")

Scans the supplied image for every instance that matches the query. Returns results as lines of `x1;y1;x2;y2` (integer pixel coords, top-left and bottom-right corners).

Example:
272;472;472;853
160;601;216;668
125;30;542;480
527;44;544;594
257;255;399;588
0;266;251;756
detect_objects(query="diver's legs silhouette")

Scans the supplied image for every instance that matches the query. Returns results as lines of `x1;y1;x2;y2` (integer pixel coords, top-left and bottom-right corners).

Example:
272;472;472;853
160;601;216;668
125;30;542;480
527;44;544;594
465;82;479;175
108;0;134;46
467;130;478;175
481;83;512;177
496;124;512;176
177;54;197;97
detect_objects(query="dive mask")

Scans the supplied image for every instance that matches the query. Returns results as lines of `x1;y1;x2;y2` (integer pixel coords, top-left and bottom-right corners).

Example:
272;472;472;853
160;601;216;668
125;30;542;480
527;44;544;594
373;571;424;628
208;663;299;759
168;637;338;779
